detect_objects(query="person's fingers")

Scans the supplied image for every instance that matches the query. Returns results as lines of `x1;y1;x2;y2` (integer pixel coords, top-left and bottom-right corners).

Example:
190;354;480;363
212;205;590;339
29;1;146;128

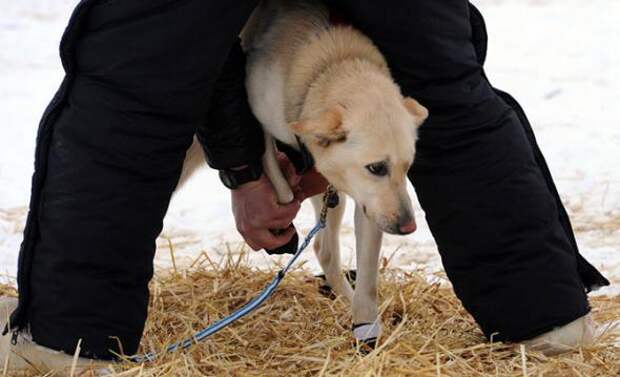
245;239;261;251
269;200;301;222
270;226;297;246
250;226;296;250
231;172;303;251
236;223;261;251
244;201;299;231
266;217;293;230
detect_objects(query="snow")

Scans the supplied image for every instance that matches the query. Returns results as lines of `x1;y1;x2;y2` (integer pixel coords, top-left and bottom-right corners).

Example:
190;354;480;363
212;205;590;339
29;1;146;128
0;0;618;297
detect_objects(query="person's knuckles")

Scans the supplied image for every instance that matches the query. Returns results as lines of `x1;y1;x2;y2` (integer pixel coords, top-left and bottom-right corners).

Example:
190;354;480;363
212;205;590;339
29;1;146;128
246;218;260;228
237;220;253;234
252;218;273;229
274;228;296;245
270;220;292;230
271;213;295;225
278;203;301;219
236;224;246;236
253;204;274;217
248;242;261;251
247;234;265;250
259;238;281;250
282;228;296;240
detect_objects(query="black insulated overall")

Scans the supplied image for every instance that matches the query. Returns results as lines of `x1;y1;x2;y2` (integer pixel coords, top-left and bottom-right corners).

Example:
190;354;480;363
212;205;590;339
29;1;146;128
7;0;608;359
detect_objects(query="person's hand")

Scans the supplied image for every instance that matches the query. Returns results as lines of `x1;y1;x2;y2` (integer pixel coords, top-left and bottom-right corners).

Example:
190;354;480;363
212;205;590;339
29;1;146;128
231;174;300;251
276;153;329;201
231;154;330;251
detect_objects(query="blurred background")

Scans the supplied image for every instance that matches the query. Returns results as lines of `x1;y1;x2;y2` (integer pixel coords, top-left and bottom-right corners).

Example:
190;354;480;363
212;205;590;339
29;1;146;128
0;0;618;294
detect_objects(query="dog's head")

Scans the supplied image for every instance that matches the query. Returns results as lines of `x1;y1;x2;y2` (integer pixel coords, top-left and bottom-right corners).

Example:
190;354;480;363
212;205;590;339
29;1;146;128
292;91;428;235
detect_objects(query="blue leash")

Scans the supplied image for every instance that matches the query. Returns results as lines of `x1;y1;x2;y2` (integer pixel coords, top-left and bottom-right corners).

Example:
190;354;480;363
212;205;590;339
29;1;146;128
130;187;336;363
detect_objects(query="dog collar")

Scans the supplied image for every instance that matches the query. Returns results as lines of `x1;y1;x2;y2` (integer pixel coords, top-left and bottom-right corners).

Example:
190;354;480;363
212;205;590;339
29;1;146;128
275;136;315;175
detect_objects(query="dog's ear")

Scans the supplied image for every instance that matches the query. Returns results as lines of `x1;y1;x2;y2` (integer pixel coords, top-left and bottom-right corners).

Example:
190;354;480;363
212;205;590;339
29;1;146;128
403;97;429;125
290;105;347;147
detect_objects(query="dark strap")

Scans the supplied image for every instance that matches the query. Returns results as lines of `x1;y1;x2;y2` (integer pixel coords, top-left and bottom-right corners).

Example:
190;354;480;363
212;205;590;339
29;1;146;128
275;137;315;175
329;8;349;27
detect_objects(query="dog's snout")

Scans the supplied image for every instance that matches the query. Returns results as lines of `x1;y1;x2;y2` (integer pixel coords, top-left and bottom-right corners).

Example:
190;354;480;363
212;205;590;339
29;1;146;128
396;210;416;235
399;220;416;235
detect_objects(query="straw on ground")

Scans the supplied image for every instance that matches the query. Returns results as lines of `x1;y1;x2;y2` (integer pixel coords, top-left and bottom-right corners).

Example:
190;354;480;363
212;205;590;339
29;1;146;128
2;251;619;376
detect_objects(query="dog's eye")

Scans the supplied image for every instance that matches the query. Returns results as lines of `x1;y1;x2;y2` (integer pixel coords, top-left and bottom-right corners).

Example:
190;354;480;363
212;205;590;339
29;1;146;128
366;162;389;177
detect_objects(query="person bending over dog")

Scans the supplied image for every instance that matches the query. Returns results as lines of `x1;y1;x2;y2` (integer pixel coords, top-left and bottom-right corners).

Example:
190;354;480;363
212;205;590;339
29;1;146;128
0;0;609;375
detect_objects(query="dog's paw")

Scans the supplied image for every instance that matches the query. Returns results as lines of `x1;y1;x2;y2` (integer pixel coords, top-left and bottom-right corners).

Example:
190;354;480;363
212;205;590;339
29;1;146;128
354;337;377;355
314;270;357;299
352;322;381;355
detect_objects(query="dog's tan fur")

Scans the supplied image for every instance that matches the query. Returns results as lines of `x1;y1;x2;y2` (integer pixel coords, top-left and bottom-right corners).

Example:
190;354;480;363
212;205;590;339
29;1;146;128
179;0;598;353
244;0;427;232
242;0;427;342
181;0;428;342
178;0;427;343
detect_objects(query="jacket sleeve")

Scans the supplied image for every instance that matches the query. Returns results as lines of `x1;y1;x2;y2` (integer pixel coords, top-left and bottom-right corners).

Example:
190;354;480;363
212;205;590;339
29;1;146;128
197;38;264;170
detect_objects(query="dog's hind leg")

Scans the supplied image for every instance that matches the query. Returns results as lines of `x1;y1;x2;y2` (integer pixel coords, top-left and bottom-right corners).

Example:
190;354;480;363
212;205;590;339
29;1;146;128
351;203;384;347
311;194;353;302
177;137;206;190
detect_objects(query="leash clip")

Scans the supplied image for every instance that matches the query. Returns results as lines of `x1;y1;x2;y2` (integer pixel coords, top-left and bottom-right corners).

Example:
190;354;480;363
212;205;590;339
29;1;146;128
320;185;339;225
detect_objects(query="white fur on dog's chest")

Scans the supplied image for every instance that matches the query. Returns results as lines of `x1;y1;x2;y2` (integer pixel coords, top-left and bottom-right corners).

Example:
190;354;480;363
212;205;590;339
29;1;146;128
246;58;298;147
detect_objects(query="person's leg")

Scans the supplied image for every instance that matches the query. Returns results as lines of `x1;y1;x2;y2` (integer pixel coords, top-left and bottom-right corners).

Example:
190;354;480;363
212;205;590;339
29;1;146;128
5;0;257;361
332;0;609;343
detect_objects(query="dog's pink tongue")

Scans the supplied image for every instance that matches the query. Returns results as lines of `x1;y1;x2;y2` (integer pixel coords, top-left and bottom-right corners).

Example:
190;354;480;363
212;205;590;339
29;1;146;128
399;220;417;234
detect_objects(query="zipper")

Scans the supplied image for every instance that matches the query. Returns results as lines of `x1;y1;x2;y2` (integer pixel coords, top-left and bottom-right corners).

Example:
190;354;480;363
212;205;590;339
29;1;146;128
10;330;19;346
9;0;94;332
10;93;66;331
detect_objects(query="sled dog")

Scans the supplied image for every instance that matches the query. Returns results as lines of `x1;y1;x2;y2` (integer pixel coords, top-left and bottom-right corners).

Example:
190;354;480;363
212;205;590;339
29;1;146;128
183;0;428;345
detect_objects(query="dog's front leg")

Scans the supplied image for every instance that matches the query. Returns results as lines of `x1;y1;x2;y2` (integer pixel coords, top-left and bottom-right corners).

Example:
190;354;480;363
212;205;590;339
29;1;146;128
311;195;353;301
352;204;384;347
262;134;294;203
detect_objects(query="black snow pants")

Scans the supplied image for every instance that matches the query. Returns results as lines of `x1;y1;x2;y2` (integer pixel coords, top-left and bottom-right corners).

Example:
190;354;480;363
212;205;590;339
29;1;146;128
8;0;609;359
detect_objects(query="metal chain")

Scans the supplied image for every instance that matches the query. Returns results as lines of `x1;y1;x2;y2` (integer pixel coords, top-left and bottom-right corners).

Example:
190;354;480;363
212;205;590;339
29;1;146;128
320;185;338;224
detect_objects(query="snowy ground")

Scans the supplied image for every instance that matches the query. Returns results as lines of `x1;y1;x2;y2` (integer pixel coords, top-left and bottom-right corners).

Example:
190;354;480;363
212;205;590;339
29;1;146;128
0;0;618;297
